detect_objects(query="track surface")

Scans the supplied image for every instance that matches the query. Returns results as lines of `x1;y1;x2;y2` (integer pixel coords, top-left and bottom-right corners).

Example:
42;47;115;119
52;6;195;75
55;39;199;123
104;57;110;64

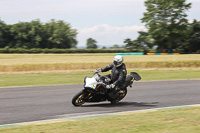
0;80;200;125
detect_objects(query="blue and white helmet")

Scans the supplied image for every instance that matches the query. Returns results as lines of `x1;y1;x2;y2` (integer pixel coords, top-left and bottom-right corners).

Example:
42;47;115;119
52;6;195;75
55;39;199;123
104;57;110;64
113;55;123;67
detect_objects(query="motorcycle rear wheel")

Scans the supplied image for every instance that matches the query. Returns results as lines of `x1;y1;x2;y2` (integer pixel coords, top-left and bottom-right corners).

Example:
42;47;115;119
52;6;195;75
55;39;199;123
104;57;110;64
115;88;127;103
72;90;86;106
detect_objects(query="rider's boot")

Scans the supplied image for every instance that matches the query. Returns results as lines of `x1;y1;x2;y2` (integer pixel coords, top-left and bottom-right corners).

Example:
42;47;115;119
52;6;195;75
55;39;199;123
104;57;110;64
109;87;120;104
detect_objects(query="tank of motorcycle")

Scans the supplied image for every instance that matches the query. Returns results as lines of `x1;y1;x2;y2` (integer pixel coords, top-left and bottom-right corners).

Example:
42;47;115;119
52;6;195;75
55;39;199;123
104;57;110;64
84;75;98;89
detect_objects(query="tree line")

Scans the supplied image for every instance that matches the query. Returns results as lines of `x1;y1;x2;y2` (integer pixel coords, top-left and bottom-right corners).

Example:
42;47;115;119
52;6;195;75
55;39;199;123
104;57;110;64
0;19;77;49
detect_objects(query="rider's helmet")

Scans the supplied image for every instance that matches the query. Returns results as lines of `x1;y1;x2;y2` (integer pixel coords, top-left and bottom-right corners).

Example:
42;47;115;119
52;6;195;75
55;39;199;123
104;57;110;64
113;55;123;67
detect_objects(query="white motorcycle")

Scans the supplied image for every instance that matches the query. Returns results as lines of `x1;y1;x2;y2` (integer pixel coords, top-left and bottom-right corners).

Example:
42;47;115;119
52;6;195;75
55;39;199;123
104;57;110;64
72;72;141;106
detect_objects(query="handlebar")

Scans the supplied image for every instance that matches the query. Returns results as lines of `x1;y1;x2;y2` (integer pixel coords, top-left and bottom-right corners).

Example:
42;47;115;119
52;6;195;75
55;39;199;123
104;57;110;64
99;82;106;87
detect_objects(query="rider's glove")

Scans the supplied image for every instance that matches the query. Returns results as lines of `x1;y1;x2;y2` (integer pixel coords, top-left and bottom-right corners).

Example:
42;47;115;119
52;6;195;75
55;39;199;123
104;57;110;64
106;84;115;89
105;78;111;82
94;68;102;73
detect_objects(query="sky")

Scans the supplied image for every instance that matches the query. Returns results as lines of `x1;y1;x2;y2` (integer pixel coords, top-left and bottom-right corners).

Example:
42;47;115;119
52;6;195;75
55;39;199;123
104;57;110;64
0;0;199;48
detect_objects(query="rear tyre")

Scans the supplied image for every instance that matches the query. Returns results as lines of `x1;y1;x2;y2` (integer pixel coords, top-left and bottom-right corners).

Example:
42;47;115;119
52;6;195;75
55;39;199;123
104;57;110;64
72;90;86;106
115;88;127;103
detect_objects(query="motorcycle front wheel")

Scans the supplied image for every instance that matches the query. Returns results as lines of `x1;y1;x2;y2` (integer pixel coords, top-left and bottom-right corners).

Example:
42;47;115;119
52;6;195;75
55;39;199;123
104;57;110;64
72;90;86;106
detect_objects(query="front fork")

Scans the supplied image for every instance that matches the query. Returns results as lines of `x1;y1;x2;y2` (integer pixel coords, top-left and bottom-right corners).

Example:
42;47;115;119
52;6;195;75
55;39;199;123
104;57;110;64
82;90;93;101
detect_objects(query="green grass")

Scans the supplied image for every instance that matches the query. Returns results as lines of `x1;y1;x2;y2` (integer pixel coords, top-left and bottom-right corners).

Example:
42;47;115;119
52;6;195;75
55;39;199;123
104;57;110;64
1;106;200;133
0;70;199;87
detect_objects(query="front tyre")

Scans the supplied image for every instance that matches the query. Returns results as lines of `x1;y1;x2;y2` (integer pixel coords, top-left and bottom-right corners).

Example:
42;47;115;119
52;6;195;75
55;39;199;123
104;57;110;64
72;90;86;106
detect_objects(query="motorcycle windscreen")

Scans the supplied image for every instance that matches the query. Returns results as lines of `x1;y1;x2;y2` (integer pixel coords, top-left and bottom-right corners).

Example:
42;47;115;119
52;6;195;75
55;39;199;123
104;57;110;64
84;77;98;89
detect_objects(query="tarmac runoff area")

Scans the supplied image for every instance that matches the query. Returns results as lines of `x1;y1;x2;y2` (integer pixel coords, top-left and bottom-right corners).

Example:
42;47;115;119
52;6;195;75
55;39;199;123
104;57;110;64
1;104;200;129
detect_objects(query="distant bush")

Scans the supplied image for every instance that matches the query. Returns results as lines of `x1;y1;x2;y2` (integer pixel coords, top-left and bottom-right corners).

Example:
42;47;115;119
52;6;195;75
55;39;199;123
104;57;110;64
0;48;142;53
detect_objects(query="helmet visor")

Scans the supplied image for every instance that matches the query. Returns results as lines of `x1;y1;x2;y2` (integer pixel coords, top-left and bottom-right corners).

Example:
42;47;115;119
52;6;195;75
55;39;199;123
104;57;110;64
113;60;121;66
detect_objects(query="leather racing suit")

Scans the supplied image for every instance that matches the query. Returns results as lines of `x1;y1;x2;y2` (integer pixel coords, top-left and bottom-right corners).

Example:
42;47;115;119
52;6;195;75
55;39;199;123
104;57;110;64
101;63;127;99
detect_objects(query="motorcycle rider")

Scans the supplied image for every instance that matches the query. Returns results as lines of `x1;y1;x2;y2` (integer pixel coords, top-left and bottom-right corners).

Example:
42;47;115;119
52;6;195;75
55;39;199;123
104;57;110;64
94;55;127;103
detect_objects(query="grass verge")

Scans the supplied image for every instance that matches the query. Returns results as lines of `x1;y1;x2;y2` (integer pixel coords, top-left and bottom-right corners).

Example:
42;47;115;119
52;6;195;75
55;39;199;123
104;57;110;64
0;70;199;87
0;61;200;72
0;54;199;72
1;106;200;133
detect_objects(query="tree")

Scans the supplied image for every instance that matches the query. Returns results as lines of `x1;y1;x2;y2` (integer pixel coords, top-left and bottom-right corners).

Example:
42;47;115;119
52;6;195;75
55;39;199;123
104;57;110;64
124;38;133;50
0;20;12;48
112;44;120;49
42;19;78;49
179;20;200;52
136;31;154;49
10;21;33;48
0;19;78;49
27;20;43;48
124;38;143;50
10;20;44;49
86;38;98;49
141;0;191;52
102;46;106;49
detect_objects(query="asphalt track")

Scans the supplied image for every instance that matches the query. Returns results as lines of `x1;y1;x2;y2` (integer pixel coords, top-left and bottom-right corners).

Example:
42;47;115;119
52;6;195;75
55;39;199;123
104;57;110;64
0;79;200;125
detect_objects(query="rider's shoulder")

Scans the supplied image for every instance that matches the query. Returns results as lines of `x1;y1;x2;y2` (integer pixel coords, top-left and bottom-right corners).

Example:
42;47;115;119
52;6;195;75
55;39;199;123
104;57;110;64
117;63;126;70
121;63;126;68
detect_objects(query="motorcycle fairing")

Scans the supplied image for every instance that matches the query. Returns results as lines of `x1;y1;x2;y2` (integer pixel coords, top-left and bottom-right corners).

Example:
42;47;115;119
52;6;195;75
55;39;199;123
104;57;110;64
85;93;107;102
84;77;98;89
